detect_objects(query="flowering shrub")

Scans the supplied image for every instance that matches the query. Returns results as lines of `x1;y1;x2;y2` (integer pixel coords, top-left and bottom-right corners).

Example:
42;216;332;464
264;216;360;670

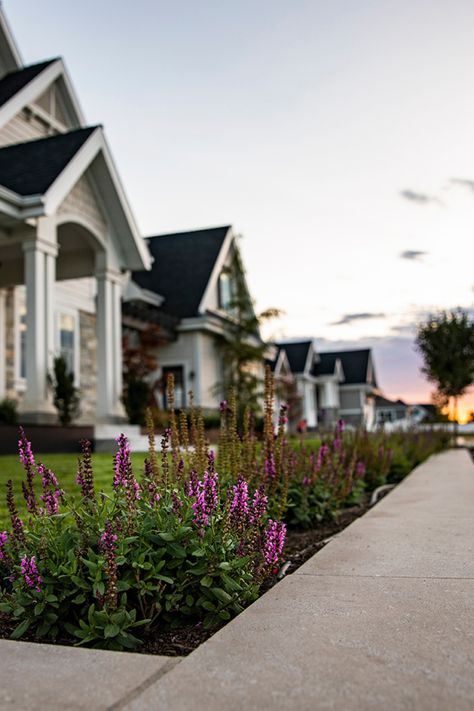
0;425;286;650
0;373;449;650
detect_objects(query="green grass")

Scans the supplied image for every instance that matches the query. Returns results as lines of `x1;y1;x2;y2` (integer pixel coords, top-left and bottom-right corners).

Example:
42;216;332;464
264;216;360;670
0;452;149;526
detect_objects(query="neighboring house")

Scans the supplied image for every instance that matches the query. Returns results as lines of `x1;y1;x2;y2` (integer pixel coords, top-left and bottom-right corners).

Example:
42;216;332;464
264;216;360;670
317;349;378;429
131;226;265;411
275;340;319;428
313;352;345;427
0;6;151;424
375;395;408;425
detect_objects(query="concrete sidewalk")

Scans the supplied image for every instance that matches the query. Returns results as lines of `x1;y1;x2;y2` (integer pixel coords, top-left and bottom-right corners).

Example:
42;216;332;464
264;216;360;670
0;449;472;710
127;448;474;710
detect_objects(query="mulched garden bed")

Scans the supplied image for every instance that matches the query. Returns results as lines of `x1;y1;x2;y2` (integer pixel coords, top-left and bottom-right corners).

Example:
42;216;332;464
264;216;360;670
0;496;378;657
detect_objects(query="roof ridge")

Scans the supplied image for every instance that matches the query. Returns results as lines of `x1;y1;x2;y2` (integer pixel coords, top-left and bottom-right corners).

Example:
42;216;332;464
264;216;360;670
146;225;232;240
3;57;60;76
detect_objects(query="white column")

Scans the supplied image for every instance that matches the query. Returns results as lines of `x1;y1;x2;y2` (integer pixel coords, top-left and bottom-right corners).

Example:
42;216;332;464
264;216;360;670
21;222;57;421
96;267;125;422
0;289;6;399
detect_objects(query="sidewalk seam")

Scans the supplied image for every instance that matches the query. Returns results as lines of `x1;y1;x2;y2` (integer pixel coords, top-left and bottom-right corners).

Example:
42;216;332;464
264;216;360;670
106;657;182;710
293;572;474;580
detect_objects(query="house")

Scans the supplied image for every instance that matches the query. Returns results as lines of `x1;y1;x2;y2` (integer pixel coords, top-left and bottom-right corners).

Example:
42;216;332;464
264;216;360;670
274;340;319;428
0;5;151;424
131;225;265;411
318;349;378;429
313;352;345;427
375;395;408;425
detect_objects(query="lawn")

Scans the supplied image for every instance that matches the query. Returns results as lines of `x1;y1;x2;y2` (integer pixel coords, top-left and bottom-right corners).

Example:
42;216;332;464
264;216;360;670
0;452;149;526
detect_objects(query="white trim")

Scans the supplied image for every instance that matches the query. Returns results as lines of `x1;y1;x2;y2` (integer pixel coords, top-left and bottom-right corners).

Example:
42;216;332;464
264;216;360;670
0;288;5;398
0;5;23;71
303;340;317;375
197;226;233;314
122;279;164;307
13;285;26;391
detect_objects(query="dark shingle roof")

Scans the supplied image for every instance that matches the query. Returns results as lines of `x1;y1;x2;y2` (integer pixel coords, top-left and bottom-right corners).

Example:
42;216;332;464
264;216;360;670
277;341;312;374
317;349;375;386
0;60;57;107
375;395;406;408
0;126;97;195
314;352;340;377
132;226;231;319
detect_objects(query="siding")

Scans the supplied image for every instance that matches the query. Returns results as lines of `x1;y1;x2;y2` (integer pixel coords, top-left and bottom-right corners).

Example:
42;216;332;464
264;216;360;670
0;109;55;146
58;173;107;236
340;389;362;411
198;332;222;409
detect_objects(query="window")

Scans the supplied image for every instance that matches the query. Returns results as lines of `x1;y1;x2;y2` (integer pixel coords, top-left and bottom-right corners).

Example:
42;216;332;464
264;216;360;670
218;271;234;312
57;312;77;379
162;366;185;409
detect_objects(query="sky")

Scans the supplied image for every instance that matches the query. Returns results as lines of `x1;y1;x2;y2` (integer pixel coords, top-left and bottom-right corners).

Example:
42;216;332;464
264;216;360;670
6;0;474;419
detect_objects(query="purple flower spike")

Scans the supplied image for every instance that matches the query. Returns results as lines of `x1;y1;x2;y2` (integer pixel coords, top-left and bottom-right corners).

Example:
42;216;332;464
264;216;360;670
264;453;277;481
356;461;366;478
191;470;219;528
219;400;228;414
20;555;42;592
229;475;249;527
262;520;286;566
251;485;268;523
0;531;8;561
18;427;37;514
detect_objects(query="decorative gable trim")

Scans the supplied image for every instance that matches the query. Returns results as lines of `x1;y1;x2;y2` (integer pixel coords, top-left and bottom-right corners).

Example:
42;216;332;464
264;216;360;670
197;225;233;314
0;58;84;131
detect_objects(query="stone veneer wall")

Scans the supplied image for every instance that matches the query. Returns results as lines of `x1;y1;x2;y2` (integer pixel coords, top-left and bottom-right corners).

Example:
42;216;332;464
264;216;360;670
78;310;97;423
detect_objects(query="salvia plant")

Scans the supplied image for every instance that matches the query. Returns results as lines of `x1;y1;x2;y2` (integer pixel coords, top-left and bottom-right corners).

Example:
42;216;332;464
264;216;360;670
0;372;448;650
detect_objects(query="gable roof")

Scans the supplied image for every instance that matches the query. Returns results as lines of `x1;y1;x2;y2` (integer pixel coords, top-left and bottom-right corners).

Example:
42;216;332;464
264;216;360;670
0;126;97;195
277;341;313;374
132;226;231;319
0;59;56;107
317;349;376;386
314;352;341;377
375;395;406;408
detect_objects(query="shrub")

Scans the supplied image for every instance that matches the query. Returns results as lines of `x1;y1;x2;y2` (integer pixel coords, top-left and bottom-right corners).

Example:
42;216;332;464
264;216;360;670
0;425;286;650
47;355;80;426
0;399;17;426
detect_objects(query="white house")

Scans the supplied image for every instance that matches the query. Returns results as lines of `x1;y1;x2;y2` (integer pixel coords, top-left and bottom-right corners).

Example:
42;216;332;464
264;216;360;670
0;5;151;424
275;340;320;428
130;225;265;411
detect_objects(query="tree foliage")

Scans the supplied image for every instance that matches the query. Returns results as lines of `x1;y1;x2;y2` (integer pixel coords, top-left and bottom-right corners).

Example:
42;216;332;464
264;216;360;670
48;355;80;426
216;245;280;419
122;326;164;425
416;309;474;421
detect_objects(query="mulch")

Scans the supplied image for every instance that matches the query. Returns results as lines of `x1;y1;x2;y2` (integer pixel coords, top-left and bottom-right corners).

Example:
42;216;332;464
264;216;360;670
0;498;374;657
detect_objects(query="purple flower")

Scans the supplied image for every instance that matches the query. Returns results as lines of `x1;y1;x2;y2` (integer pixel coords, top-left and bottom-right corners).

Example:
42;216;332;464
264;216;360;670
171;490;184;515
316;443;329;471
20;555;42;592
99;520;118;554
251;485;268;523
279;404;289;426
18;428;37;514
264;453;277;481
37;463;64;516
185;469;199;498
219;400;228;414
98;521;119;609
302;475;311;487
336;419;345;436
191;471;219;528
0;531;8;561
262;520;286;566
113;434;140;501
229;475;249;527
356;461;366;478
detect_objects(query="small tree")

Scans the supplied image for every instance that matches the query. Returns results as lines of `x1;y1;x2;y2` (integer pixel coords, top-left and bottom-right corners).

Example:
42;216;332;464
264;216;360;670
216;245;281;421
122;325;164;425
48;355;80;426
416;309;474;431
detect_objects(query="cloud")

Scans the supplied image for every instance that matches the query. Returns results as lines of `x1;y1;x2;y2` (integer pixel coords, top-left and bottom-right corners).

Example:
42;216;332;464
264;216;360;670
399;249;427;261
400;189;441;205
330;312;385;326
450;178;474;192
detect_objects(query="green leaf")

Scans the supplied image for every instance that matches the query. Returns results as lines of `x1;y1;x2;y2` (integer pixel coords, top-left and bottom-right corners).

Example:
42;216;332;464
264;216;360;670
158;532;175;542
155;574;174;585
10;618;30;640
34;602;45;616
167;542;187;558
200;576;213;588
211;587;232;604
0;602;12;613
104;623;120;639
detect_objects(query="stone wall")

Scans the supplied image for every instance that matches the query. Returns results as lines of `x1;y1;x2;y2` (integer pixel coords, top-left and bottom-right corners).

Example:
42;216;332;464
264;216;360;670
78;310;97;423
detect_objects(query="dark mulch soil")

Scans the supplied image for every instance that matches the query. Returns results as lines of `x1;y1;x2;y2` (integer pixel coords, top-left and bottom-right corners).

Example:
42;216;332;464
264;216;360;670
0;495;379;657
